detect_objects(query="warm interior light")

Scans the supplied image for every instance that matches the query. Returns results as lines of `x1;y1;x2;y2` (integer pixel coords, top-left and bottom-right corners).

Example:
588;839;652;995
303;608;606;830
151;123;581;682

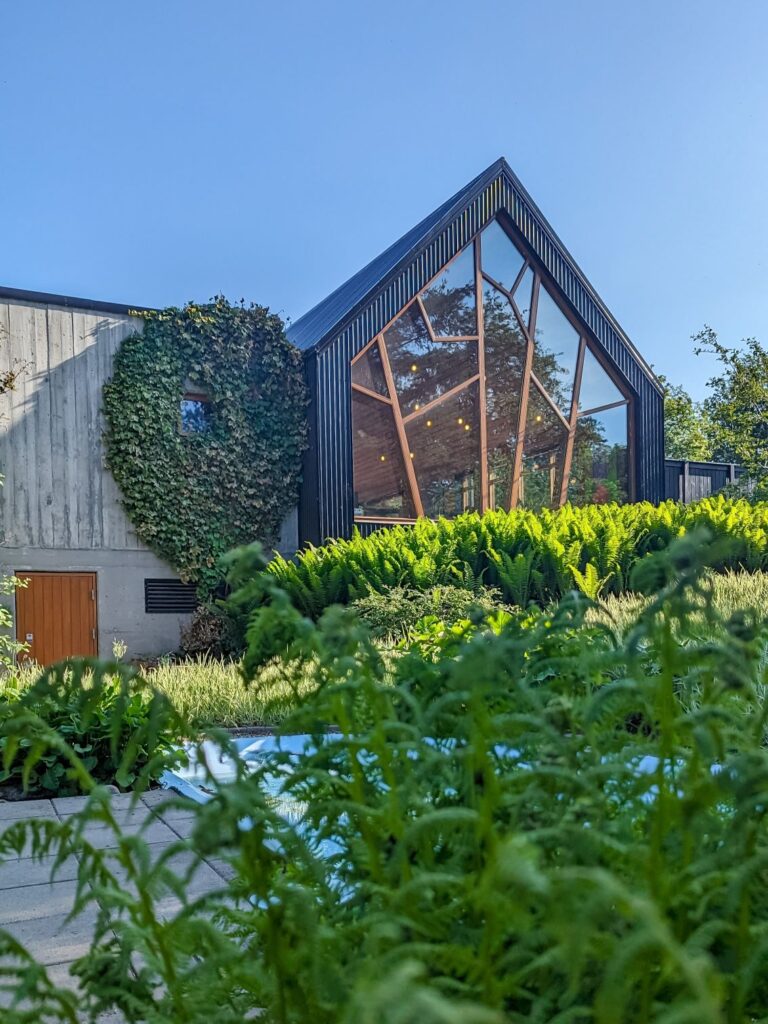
426;419;432;427
535;414;542;423
379;455;386;462
410;363;418;372
409;452;414;459
464;424;471;431
457;417;463;424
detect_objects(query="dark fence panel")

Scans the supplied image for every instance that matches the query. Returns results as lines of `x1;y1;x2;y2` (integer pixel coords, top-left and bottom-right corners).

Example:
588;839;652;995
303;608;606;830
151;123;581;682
664;459;745;503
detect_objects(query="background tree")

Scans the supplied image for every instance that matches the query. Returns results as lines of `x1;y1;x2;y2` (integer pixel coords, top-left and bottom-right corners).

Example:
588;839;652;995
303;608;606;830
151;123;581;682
694;326;768;480
659;374;714;461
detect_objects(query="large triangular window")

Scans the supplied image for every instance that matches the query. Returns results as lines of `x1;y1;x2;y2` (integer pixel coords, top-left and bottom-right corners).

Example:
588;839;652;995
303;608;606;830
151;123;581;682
350;217;631;521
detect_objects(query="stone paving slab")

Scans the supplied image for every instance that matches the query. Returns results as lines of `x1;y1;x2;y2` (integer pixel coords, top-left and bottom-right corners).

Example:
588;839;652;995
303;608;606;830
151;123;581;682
0;798;57;821
52;793;138;815
9;907;100;966
0;788;233;1017
77;819;179;850
0;878;81;925
0;853;81;888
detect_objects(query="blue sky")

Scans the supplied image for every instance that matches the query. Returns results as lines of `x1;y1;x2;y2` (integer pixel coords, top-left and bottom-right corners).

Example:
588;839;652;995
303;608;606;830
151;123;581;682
2;0;767;399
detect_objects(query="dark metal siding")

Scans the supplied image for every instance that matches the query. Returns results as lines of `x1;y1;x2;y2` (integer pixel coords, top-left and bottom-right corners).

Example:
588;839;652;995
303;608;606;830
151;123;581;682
304;168;666;544
299;352;322;545
664;459;742;503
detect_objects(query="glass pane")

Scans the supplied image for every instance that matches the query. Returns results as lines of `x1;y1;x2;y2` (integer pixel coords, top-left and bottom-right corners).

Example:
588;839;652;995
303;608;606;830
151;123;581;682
420;245;477;336
180;398;212;434
351;342;389;397
532;285;580;414
519;384;567;510
568;404;629;506
483;283;527;510
578;346;624;412
513;266;534;328
405;382;481;519
480;219;525;293
352;391;415;519
384;305;477;418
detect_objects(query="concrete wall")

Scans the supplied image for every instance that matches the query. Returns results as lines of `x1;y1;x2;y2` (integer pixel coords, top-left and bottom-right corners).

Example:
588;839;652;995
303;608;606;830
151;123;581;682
1;546;191;660
0;293;298;659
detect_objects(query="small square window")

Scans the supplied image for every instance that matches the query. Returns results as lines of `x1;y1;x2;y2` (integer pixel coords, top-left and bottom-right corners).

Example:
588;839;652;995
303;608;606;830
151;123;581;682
179;394;212;434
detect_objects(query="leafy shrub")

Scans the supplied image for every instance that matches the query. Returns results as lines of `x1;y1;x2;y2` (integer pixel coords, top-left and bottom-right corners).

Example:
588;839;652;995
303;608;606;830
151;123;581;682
179;604;240;659
351;583;510;639
0;661;187;796
0;573;28;670
261;495;768;618
4;535;768;1020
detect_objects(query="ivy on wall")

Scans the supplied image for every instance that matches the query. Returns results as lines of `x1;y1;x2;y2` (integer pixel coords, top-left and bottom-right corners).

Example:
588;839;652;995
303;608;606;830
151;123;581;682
103;298;307;593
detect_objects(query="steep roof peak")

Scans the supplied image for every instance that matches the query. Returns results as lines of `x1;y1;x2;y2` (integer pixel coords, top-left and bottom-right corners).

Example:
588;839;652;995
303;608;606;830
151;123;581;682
287;158;507;352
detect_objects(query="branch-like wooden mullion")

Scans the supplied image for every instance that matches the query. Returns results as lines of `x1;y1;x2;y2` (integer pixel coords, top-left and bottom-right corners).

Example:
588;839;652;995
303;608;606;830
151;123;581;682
510;274;540;508
481;270;514;302
416;296;438;343
481;269;534;350
432;335;479;343
401;374;481;425
578;398;629;418
351;382;392;405
481;261;529;306
377;335;424;518
559;337;586;506
417;296;480;345
475;238;489;510
529;372;572;431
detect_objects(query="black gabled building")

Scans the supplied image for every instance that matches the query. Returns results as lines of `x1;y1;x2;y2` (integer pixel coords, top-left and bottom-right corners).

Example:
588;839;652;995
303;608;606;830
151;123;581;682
288;157;664;546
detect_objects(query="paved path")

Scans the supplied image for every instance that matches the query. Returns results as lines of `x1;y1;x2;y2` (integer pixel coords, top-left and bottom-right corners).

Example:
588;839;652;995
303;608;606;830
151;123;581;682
0;789;226;1021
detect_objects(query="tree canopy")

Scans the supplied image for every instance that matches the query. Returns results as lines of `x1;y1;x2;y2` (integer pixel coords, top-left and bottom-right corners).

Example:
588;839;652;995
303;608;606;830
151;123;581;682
662;327;768;483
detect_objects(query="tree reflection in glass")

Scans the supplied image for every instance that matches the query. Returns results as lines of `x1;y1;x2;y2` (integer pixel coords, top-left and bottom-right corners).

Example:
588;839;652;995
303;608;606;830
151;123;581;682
420;245;477;336
384;306;476;418
513;266;534;328
406;383;481;518
519;385;567;509
180;397;212;434
483;283;526;509
533;286;580;414
352;391;415;518
568;405;629;505
351;342;389;396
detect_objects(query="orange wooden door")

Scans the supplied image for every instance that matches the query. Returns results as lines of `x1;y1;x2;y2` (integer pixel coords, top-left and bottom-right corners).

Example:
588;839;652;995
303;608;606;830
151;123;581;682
15;572;97;666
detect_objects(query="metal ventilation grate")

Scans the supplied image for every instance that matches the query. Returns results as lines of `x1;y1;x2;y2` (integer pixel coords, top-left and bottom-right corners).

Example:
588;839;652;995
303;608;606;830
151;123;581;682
144;578;199;614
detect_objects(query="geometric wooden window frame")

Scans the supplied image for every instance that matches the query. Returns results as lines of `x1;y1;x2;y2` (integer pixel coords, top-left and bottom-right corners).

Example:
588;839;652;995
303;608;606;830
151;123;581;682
351;217;634;523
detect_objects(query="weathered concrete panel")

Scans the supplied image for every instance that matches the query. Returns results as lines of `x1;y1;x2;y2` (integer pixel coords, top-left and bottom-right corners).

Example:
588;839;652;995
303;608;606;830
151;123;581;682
0;298;142;551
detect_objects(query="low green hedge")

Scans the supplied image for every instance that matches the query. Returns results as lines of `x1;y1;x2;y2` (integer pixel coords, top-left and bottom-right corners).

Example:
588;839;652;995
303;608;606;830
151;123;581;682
265;496;768;615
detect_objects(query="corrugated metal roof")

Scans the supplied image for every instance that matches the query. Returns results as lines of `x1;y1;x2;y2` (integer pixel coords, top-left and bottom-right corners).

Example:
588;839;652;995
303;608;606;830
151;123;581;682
286;159;505;351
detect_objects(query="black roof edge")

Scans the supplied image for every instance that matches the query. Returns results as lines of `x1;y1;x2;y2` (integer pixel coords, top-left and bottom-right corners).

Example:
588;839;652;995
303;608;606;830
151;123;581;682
0;285;155;316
